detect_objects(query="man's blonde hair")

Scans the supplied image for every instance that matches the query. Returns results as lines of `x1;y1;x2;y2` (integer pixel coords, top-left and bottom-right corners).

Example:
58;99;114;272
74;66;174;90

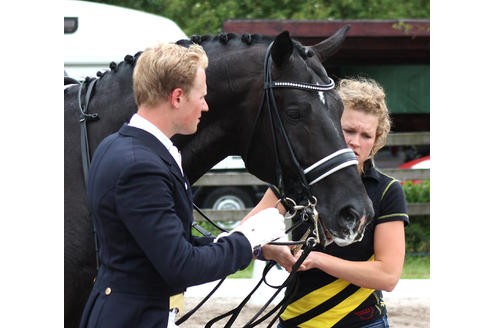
133;43;208;107
337;78;391;158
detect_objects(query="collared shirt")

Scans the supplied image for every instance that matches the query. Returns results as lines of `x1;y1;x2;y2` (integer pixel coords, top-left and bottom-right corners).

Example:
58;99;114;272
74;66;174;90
128;113;183;176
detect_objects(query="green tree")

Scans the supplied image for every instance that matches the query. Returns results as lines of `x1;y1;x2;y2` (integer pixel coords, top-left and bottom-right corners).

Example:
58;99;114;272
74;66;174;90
89;0;429;36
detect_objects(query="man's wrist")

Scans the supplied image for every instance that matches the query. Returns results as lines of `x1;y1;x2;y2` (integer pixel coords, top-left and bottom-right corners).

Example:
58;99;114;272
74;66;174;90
253;246;266;261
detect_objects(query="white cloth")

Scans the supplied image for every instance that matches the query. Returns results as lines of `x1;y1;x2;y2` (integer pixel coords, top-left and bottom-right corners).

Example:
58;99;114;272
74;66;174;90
215;208;286;251
128;114;184;176
168;309;179;327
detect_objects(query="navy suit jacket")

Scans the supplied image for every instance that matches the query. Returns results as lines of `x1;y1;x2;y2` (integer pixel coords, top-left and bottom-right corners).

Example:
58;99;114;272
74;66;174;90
79;124;252;327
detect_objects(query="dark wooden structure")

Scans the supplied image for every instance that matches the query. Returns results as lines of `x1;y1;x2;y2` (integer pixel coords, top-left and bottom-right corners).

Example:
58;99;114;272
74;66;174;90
223;19;430;133
223;19;429;64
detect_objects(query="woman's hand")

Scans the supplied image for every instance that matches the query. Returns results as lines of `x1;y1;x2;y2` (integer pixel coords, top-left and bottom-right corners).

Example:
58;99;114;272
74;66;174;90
293;249;319;271
262;244;298;272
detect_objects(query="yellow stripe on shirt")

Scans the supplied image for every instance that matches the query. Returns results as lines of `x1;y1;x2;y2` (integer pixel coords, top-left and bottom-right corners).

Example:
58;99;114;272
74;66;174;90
281;255;376;327
280;278;351;321
298;286;375;328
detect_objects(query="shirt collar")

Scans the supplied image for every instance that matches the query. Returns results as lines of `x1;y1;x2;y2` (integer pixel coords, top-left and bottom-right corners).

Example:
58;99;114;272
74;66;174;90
128;113;174;151
362;159;380;181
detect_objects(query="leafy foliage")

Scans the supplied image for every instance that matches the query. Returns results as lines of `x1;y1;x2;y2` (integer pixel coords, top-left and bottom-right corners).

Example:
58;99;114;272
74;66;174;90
405;215;429;253
89;0;429;35
402;180;430;203
401;180;430;253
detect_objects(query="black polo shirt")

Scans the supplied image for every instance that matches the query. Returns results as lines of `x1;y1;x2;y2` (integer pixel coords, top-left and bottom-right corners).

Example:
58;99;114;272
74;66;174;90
279;159;409;328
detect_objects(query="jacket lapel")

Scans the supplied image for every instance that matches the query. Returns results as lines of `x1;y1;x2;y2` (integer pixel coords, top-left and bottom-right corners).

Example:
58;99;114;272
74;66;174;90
119;124;190;191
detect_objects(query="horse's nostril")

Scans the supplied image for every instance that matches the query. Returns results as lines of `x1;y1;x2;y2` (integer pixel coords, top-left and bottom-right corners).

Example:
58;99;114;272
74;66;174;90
340;206;360;223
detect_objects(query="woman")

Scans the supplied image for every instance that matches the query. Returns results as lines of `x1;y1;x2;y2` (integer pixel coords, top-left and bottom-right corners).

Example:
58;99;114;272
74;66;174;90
251;77;409;327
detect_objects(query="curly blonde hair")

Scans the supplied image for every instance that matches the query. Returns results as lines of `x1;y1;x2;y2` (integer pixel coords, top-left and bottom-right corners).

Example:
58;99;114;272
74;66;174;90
337;77;391;158
133;43;208;108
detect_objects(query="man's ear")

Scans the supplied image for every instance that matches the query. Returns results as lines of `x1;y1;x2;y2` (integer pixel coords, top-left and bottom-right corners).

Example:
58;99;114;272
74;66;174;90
170;88;184;109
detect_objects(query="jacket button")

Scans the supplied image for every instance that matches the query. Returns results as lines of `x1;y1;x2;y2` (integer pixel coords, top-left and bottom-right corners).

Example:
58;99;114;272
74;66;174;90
105;287;112;295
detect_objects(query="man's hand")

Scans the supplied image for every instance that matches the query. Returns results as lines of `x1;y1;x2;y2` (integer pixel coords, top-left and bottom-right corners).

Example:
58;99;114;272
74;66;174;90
215;208;286;251
233;208;286;250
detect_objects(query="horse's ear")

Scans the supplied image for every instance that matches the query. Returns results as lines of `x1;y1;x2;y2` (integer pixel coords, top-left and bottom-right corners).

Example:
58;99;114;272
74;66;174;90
311;25;350;64
271;31;293;67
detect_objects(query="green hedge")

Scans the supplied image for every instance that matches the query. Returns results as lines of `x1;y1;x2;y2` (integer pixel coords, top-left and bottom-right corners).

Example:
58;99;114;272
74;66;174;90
402;179;430;203
402;180;430;253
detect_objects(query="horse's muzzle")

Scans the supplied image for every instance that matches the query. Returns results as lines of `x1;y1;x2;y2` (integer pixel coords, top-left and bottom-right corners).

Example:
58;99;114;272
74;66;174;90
323;206;373;247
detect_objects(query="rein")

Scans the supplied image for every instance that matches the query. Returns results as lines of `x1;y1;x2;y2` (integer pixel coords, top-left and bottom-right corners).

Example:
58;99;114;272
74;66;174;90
77;78;99;186
74;78;101;270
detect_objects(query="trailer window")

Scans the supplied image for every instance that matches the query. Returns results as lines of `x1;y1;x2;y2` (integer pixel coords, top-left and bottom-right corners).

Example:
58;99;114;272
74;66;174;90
64;17;78;34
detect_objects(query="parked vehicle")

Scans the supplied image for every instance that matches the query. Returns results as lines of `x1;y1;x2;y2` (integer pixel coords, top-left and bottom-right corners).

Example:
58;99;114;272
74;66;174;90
64;0;187;80
398;155;430;185
399;155;430;169
192;156;266;210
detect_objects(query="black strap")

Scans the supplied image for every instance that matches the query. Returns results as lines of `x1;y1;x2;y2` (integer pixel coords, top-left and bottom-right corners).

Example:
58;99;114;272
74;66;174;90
76;78;100;269
244;42;312;201
243;238;316;328
263;46;311;199
204;262;276;328
175;278;226;325
192;203;228;234
77;78;99;187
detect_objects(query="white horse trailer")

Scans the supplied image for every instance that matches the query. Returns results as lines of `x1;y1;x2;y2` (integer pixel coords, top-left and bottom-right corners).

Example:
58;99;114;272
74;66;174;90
64;0;187;80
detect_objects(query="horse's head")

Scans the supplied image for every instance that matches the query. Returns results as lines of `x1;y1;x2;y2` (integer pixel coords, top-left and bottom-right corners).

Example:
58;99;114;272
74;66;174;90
243;28;374;246
173;28;373;246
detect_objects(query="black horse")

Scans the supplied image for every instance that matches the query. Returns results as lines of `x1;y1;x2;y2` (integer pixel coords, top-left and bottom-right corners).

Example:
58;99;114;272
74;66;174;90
64;27;374;327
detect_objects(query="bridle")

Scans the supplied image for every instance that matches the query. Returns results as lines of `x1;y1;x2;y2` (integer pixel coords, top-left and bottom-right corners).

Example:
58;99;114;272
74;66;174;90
179;41;359;327
246;40;358;247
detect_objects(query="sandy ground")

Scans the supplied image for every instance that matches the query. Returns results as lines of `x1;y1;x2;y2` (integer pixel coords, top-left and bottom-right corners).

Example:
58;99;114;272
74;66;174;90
178;296;429;327
178;271;430;327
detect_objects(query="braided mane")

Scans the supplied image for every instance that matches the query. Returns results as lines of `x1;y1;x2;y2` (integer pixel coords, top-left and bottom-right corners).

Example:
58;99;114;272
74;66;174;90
184;32;314;59
98;31;314;79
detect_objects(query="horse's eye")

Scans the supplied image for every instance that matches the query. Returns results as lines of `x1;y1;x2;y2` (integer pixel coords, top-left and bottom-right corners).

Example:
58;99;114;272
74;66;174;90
287;109;301;120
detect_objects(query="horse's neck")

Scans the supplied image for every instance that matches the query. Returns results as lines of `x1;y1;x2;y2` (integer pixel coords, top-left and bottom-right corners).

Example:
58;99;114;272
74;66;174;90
178;44;267;183
178;103;252;183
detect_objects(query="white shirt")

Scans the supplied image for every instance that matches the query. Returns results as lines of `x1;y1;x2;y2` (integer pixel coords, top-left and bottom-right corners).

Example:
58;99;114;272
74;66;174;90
128;113;184;176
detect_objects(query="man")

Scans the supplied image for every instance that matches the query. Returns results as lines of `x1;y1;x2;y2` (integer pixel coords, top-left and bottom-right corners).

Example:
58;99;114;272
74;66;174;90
79;43;286;327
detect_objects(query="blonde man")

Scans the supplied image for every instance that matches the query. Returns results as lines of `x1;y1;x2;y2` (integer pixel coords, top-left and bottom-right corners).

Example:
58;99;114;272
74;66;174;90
79;43;286;328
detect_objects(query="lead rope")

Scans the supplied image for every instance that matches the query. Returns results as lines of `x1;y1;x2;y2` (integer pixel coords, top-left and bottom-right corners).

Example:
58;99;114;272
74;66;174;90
245;237;317;328
202;200;319;327
243;202;320;328
174;204;229;325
